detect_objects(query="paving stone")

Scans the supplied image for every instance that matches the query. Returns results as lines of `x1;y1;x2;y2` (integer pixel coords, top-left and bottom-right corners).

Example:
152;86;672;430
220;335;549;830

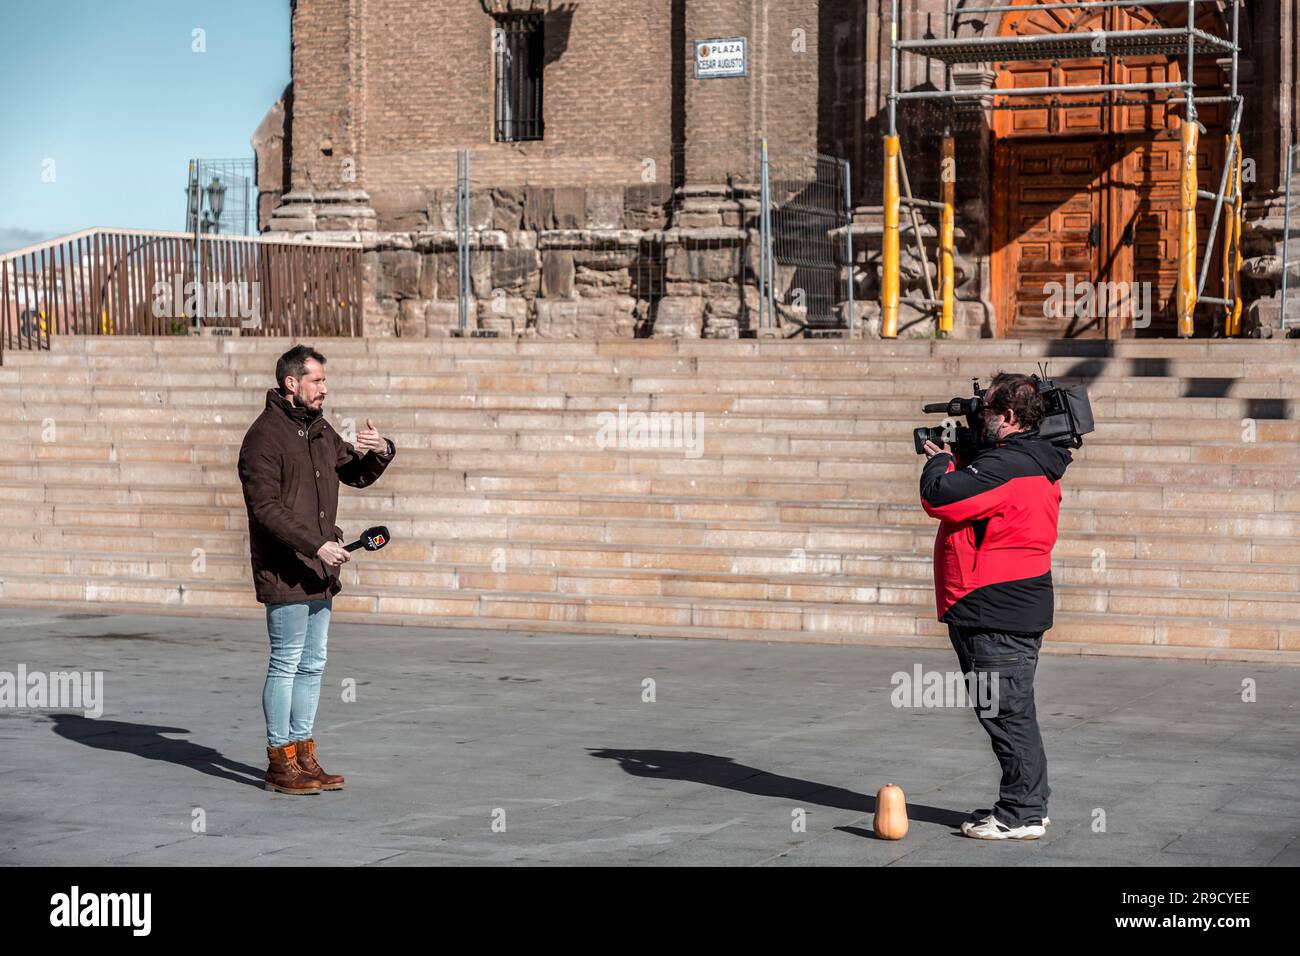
1;605;1295;865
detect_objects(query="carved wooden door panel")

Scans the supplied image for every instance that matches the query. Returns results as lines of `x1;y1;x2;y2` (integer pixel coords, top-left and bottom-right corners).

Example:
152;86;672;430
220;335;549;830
997;140;1108;337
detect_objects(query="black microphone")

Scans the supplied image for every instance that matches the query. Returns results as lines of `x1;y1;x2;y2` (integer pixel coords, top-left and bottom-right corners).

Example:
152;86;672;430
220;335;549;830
343;526;391;553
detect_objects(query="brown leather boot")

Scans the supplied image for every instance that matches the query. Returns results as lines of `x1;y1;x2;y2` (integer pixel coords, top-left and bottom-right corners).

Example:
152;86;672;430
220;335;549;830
293;737;345;791
264;742;322;795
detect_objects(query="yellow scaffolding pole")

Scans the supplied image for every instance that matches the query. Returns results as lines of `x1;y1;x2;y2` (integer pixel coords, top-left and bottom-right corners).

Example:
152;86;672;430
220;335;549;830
939;136;956;336
882;135;901;339
1222;133;1244;336
1176;120;1199;338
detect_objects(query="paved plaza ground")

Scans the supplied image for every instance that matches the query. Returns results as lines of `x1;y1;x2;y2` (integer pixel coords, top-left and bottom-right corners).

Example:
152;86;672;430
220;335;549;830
0;605;1296;866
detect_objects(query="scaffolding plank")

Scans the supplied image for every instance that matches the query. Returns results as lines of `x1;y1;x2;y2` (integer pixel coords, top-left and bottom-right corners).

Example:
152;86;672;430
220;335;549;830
898;28;1232;66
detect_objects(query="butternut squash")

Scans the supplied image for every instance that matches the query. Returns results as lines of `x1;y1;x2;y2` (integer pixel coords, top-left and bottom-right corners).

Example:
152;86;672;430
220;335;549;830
873;783;909;840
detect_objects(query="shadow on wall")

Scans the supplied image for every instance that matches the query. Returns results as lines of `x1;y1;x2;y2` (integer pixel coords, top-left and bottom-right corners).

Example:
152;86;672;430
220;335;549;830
542;2;577;66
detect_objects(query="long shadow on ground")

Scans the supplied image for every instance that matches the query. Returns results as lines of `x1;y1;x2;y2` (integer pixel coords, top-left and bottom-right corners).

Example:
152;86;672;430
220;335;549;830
50;714;264;790
590;748;967;833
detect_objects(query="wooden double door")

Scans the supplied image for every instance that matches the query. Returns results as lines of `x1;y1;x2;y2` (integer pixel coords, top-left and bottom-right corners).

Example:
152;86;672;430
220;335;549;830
994;133;1223;338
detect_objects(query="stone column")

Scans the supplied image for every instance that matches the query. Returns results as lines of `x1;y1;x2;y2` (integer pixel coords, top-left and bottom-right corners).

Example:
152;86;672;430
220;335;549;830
1240;0;1299;335
654;1;758;337
269;0;376;235
683;0;759;187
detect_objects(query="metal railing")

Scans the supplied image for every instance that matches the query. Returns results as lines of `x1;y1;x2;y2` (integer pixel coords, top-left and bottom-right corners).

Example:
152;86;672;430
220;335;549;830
437;141;857;339
186;158;257;237
442;143;761;338
1283;144;1300;333
757;140;854;335
0;228;362;363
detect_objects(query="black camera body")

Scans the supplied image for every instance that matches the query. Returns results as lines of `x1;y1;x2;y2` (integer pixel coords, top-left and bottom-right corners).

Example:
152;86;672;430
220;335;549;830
912;382;987;459
912;374;1094;456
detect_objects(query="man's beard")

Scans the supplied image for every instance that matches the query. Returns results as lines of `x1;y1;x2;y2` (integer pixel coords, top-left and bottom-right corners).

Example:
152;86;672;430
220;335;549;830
288;391;323;419
981;418;1003;444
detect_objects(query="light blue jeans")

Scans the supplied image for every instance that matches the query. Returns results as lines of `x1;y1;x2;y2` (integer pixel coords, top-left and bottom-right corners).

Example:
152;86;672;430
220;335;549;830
263;598;332;748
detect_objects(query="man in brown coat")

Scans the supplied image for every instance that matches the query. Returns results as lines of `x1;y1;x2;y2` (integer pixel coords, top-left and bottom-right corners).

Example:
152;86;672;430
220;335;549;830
238;344;396;794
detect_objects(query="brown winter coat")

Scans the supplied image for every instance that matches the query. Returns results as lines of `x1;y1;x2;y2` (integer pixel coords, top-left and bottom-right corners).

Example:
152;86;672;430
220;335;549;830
238;388;395;604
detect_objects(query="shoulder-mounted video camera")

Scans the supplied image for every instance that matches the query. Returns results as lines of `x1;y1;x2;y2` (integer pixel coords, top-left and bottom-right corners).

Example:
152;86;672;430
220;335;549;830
912;369;1095;457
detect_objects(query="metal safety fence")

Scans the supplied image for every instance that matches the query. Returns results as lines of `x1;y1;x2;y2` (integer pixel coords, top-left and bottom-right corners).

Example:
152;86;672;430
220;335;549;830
1282;144;1300;333
186;158;257;237
0;228;362;363
756;140;854;335
442;142;851;339
446;144;757;338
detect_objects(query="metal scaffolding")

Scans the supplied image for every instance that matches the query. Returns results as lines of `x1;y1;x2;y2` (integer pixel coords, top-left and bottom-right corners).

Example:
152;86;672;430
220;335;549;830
185;158;256;237
1283;144;1300;333
883;0;1244;338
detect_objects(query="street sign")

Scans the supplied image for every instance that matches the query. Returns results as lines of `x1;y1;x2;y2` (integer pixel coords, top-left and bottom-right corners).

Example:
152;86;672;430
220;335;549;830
694;37;747;79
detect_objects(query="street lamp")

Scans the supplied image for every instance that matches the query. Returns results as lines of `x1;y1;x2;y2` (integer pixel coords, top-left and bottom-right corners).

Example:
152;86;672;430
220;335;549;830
206;177;226;234
186;177;202;231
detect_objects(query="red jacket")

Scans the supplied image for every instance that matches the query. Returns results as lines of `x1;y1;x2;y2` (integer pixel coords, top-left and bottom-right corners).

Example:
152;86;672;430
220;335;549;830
919;433;1071;632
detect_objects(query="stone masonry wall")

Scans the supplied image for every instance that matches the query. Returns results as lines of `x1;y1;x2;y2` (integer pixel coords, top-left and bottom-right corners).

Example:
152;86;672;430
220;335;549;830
358;184;796;341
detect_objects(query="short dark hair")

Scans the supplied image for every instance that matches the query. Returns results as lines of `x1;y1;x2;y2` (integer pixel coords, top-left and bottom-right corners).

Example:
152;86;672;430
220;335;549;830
275;345;326;389
985;372;1044;432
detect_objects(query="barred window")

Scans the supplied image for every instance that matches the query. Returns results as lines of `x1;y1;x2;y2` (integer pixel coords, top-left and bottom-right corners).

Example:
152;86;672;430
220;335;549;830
494;15;545;142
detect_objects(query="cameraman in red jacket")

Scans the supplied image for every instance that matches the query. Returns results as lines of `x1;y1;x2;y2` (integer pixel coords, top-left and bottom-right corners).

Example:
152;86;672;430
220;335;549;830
920;372;1072;840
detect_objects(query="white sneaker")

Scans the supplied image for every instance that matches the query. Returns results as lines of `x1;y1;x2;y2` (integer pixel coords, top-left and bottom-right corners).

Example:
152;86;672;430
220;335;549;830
967;808;1050;828
961;813;1046;840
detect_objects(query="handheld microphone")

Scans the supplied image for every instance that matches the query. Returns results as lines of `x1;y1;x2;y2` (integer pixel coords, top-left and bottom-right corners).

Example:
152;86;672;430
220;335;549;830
343;525;390;553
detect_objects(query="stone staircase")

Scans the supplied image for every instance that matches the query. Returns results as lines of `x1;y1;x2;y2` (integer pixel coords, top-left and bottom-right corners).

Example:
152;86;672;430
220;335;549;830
1;335;1297;663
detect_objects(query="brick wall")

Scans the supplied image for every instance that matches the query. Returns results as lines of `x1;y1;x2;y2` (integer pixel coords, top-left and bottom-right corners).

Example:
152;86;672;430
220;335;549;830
286;0;865;201
289;0;358;193
278;0;1296;340
360;0;675;204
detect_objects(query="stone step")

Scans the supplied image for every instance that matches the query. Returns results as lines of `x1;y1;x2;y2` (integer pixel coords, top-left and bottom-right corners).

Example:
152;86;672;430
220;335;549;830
5;547;1295;623
0;410;1295;454
4;375;1300;411
0;422;1289;459
2;434;1296;484
0;476;1294;528
1;353;1297;390
3;590;1289;665
14;489;1300;548
10;348;1300;382
0;403;1287;447
1;468;1296;521
4;400;1296;446
2;420;1296;459
0;392;1289;432
8;480;1300;545
6;360;1299;399
1;459;1296;513
34;333;1300;360
0;570;1292;657
0;476;1289;528
5;336;1297;661
12;506;1300;571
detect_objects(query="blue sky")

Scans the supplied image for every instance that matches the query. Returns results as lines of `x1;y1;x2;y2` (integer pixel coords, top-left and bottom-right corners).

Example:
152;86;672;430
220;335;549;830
0;0;291;252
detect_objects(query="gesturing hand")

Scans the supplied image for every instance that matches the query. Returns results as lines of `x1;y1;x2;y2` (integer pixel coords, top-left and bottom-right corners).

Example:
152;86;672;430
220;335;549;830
355;417;386;455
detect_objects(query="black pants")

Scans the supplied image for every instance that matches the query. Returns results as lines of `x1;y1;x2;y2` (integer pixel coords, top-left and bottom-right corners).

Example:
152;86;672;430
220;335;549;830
947;624;1050;827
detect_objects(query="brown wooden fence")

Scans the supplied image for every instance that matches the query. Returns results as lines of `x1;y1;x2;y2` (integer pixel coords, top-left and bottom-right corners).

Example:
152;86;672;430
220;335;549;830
0;228;362;363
